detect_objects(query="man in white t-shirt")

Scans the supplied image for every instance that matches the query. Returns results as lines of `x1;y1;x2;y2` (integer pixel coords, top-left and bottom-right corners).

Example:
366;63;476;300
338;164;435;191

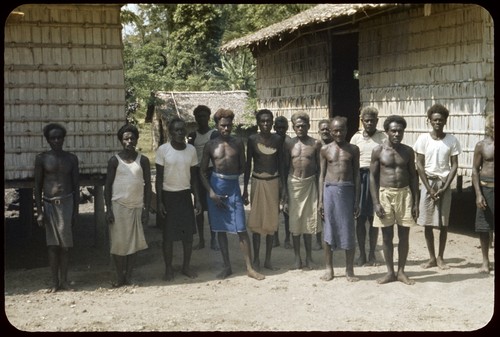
414;104;461;270
350;107;387;266
156;117;201;281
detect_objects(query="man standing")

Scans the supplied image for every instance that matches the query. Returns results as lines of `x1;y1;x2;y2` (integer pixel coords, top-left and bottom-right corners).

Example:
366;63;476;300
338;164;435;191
414;103;461;270
156;117;201;281
34;123;79;293
243;109;284;271
188;105;218;251
370;115;419;285
200;109;265;280
471;113;494;274
273;116;292;249
350;107;387;266
283;112;322;270
318;117;360;282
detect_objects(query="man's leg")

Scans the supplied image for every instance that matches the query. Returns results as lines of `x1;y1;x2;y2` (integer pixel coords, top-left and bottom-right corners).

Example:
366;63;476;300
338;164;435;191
237;231;265;280
320;242;334;281
193;212;205;250
59;247;73;290
47;246;60;292
396;225;414;285
377;226;396;284
112;253;127;287
345;248;359;282
356;215;368;266
479;232;491;273
182;236;197;278
303;233;314;269
162;240;174;281
284;213;292;249
252;232;261;270
264;234;278;270
125;253;135;285
216;232;232;279
421;226;437;269
291;234;302;269
367;216;379;265
436;227;449;269
314;232;322;250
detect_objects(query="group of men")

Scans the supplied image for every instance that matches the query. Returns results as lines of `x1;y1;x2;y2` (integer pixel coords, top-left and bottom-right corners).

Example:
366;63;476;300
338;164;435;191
34;103;494;292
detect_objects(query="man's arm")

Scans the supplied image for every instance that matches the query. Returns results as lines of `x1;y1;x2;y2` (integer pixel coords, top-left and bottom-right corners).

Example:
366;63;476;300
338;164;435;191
352;145;360;218
318;146;327;218
439;154;458;195
370;146;385;219
407;147;419;220
242;137;254;204
190;165;201;214
70;154;80;226
471;142;487;210
415;153;434;198
237;138;246;176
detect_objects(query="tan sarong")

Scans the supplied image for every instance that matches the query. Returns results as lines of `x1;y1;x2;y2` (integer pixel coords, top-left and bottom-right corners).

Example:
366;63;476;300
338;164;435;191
287;175;321;235
247;172;280;235
109;201;148;256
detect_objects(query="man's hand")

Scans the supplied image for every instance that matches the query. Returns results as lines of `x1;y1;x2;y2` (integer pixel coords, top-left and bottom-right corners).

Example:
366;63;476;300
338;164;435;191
374;204;386;219
37;213;44;227
105;209;115;224
141;208;149;226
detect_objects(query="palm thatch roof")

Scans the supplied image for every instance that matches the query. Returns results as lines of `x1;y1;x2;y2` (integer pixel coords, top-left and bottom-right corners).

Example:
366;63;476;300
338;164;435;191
221;3;399;52
155;90;250;127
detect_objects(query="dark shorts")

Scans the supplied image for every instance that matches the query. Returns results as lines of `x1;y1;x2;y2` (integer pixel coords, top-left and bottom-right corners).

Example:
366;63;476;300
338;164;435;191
161;190;196;242
194;166;212;211
358;168;374;217
475;184;494;232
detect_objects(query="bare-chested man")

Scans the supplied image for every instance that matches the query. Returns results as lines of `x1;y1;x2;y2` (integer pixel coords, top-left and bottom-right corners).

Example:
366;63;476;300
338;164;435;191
318;116;360;282
200;108;264;280
471;113;494;274
370;115;419;285
283;112;322;270
34;123;79;293
243;109;284;271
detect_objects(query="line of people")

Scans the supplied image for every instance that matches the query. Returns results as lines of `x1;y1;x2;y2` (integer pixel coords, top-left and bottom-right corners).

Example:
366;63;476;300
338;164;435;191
34;104;494;292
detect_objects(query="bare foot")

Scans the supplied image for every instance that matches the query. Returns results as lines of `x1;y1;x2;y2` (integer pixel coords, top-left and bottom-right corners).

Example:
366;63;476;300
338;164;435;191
479;262;491;274
346;271;359;282
377;273;397;284
181;267;198;279
320;269;334;281
264;261;279;271
110;280;126;288
420;259;437;269
247;269;265;280
59;281;75;291
397;271;415;285
216;267;232;279
303;258;315;270
291;258;302;270
284;241;292;249
436;257;450;270
163;268;174;281
253;259;261;271
46;285;59;293
364;259;380;267
192;241;205;250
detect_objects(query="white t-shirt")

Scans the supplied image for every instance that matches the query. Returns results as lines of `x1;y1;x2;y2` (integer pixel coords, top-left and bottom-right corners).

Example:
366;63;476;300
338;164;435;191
350;130;387;168
155;142;198;191
413;133;462;178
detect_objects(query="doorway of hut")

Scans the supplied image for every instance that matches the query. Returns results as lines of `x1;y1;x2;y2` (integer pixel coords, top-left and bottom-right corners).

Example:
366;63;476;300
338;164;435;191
328;32;360;141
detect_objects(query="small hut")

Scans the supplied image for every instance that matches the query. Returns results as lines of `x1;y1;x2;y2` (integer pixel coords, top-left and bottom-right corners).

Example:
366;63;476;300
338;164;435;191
152;90;250;149
4;4;126;242
221;3;494;183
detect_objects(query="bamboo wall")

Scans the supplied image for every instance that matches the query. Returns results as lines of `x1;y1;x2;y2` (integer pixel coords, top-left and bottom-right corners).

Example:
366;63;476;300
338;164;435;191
255;33;330;137
358;4;494;176
4;4;125;181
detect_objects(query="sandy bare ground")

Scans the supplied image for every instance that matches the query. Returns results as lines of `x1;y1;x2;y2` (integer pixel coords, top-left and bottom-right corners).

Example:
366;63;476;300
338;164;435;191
3;189;496;332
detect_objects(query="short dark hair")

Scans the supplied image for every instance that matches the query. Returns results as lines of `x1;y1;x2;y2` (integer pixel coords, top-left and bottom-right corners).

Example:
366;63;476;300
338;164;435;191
43;123;67;140
427;103;449;120
193;105;211;117
168;117;186;133
275;116;288;125
291;112;310;125
255;109;273;122
383;115;407;131
214;108;235;122
117;123;139;141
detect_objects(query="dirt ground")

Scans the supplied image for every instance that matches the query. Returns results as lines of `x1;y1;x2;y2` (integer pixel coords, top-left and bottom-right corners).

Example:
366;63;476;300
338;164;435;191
3;187;496;332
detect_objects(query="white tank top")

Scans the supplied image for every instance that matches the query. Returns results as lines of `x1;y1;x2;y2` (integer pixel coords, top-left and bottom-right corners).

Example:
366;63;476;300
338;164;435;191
112;154;144;208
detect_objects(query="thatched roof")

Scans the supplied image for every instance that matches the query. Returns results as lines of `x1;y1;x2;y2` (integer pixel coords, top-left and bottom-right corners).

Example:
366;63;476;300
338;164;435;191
155;91;250;126
221;3;398;52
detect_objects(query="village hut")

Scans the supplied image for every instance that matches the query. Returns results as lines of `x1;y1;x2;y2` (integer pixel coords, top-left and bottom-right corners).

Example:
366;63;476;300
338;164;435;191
4;4;126;241
221;3;494;182
151;90;250;149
